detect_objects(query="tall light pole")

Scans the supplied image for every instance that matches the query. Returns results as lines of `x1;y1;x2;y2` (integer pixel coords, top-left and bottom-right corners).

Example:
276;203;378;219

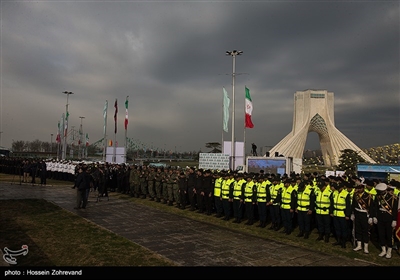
79;116;85;159
0;131;3;147
62;91;74;160
226;50;243;170
50;133;53;153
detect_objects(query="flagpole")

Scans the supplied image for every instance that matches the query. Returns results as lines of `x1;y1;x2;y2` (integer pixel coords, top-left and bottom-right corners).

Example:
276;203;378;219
244;93;246;165
113;98;118;163
222;88;224;153
103;100;108;162
125;96;129;164
244;128;246;163
226;50;243;171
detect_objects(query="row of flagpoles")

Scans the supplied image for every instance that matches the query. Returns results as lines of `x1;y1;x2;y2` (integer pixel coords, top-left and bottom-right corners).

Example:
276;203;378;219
55;96;129;163
54;86;253;163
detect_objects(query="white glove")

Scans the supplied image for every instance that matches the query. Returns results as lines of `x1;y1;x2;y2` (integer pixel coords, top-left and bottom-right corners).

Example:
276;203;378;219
368;218;373;225
392;221;397;228
350;214;355;221
373;217;378;224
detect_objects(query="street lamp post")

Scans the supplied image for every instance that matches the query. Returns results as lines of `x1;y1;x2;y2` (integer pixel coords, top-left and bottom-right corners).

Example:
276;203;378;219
62;91;74;160
79;116;85;159
226;50;243;170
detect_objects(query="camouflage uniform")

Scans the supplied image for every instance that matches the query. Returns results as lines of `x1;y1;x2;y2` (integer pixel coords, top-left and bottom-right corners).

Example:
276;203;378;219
161;169;169;204
147;167;156;200
139;166;148;199
166;169;175;205
154;168;163;202
172;169;181;207
133;167;141;198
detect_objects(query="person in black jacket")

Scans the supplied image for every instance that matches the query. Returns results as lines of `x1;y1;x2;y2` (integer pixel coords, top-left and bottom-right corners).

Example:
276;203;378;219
178;171;188;210
201;170;214;215
187;167;197;211
30;160;38;184
73;165;90;209
38;160;47;185
195;169;204;213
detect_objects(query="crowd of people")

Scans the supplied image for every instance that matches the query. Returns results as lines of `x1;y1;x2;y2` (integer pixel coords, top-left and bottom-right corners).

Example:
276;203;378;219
50;160;400;259
1;156;399;259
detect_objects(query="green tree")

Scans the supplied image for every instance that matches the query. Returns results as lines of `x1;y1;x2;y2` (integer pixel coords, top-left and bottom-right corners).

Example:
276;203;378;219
336;149;366;176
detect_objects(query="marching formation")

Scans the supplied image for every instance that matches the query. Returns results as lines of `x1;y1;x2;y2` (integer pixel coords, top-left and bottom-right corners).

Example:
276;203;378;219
74;161;400;260
1;157;399;260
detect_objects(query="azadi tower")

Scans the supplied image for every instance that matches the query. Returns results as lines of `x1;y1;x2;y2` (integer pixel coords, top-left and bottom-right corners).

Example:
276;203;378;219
268;89;375;167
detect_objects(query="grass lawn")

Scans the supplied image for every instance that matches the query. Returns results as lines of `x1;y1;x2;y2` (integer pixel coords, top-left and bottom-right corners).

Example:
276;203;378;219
0;199;175;267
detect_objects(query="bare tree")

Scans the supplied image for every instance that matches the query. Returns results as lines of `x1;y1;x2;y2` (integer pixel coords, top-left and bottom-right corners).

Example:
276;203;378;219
205;142;221;153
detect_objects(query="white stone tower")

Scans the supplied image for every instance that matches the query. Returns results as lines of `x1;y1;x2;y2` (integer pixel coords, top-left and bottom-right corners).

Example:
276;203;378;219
268;89;375;167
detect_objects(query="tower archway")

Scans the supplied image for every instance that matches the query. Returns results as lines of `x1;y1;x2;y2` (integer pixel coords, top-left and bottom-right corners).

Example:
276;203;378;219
268;89;375;167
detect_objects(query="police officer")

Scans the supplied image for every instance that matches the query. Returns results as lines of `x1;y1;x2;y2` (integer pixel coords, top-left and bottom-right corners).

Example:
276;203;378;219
278;178;298;235
314;179;333;243
231;173;246;224
330;180;352;248
256;175;270;228
295;180;315;239
243;174;258;225
267;176;283;231
213;171;224;218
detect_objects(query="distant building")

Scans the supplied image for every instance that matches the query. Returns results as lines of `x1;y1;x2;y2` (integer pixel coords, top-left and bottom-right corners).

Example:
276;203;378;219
0;146;11;157
268;89;375;167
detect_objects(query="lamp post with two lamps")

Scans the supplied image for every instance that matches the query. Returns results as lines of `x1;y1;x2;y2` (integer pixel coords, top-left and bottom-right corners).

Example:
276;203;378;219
226;50;243;170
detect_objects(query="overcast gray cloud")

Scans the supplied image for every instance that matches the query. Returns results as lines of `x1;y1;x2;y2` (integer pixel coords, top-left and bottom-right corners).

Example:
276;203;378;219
0;0;399;155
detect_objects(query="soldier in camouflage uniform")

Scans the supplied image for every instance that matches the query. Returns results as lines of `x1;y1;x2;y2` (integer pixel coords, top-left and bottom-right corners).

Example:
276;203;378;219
161;168;169;204
139;165;148;199
154;168;163;202
116;164;125;193
147;167;156;201
129;165;137;197
172;169;181;208
166;168;176;206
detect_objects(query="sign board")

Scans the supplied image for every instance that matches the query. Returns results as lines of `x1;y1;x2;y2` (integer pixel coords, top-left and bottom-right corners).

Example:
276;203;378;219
246;157;287;175
223;141;244;169
106;147;126;164
198;153;230;171
357;164;400;173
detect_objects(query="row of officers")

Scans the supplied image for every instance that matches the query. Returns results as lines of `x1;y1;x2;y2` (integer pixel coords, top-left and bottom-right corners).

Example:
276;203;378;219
79;163;400;260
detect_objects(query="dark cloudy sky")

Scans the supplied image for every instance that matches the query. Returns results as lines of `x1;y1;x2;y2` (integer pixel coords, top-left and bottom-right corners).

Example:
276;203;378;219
0;0;399;155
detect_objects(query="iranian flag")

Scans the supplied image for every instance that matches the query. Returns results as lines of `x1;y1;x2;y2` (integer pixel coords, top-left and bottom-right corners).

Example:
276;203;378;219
124;96;129;130
85;133;89;147
245;86;254;128
56;121;61;143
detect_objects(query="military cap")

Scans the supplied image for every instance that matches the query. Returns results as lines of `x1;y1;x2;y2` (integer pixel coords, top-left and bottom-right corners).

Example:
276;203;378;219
375;183;387;191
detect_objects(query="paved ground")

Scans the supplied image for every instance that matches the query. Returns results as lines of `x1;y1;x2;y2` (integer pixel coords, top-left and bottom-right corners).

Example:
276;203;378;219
0;181;382;269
